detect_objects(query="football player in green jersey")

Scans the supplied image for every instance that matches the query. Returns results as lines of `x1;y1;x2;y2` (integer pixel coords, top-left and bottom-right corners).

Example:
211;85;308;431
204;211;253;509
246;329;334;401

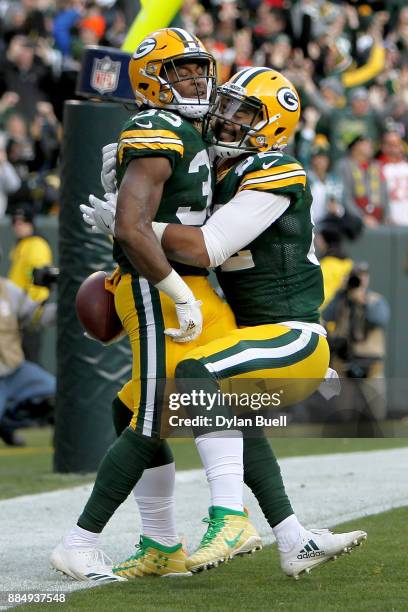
82;66;366;579
150;67;367;576
153;67;366;576
51;28;262;583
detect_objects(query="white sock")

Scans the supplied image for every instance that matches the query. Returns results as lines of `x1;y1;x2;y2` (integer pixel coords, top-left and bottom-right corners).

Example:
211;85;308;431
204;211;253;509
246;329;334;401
64;525;100;549
195;431;244;512
273;514;304;553
133;462;179;547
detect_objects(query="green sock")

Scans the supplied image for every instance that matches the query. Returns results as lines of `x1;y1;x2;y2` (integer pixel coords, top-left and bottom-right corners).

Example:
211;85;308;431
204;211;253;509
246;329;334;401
111;395;174;467
78;427;160;533
244;436;293;528
150;438;174;468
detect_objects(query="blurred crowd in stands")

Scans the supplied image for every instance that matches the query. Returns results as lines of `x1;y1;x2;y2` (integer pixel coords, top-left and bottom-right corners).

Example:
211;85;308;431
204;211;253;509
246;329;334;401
0;0;407;225
1;0;405;442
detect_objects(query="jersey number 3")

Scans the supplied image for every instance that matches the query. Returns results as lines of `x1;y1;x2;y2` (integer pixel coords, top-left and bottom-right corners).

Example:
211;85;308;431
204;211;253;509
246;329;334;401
176;150;212;226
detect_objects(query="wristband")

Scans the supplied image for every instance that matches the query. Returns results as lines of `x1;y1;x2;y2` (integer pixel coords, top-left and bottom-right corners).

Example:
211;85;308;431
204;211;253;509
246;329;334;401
155;269;194;304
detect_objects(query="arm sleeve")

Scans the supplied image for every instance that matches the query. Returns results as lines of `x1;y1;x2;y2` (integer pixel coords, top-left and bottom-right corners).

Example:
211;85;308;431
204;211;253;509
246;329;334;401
342;44;386;89
201;191;290;268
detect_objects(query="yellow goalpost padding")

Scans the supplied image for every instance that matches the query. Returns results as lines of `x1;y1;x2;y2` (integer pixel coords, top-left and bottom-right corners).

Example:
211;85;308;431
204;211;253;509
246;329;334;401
121;0;184;53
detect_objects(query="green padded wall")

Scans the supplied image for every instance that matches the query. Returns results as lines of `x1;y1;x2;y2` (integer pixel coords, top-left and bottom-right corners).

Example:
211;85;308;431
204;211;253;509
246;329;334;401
54;101;133;473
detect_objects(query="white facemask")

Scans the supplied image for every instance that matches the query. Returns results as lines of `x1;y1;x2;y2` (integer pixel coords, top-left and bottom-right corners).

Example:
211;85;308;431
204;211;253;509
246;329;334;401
165;77;214;119
213;143;248;159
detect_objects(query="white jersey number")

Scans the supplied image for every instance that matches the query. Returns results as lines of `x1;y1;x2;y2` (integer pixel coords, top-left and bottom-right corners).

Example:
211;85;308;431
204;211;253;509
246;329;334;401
176;149;212;225
133;109;183;128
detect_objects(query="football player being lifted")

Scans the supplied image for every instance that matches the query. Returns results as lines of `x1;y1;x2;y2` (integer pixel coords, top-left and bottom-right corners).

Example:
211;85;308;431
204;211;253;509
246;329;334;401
77;62;366;580
145;67;368;576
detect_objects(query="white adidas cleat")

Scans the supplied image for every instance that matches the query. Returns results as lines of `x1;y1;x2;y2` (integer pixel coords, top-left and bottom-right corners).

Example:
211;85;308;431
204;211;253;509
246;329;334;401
51;541;127;583
280;528;367;579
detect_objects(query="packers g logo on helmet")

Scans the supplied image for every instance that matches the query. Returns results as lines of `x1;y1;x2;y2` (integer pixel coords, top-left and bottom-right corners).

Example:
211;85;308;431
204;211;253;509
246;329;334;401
277;87;299;112
206;67;301;157
133;37;157;59
128;28;217;119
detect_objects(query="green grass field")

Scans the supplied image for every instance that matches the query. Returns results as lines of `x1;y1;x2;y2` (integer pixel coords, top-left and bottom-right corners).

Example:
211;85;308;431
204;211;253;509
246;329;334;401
2;427;407;611
1;426;408;500
19;507;408;612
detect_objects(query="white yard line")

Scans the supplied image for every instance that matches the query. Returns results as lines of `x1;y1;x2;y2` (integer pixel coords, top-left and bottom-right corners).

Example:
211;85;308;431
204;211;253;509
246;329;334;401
0;448;407;604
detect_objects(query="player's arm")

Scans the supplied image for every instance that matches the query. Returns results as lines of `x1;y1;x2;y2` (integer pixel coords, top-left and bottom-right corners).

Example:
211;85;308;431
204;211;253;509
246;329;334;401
157;190;290;268
114;156;204;343
114;156;173;283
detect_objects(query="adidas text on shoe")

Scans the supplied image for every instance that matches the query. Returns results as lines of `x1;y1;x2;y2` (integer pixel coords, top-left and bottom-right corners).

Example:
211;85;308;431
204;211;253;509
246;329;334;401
280;528;367;579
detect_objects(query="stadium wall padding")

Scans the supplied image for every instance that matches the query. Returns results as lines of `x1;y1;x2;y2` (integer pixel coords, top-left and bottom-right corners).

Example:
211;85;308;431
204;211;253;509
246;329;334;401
349;226;408;414
54;101;133;473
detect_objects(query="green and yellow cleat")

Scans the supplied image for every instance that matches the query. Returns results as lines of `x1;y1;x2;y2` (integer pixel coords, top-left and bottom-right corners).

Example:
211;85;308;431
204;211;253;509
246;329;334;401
186;506;262;573
112;536;191;578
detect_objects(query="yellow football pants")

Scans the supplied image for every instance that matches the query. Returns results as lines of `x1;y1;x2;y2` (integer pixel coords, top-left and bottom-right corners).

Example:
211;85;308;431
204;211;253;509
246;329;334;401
114;274;236;436
178;324;330;410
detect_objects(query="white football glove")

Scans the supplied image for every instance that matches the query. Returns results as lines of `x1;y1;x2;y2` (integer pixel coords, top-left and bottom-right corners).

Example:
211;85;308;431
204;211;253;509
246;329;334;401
80;193;117;235
165;299;203;343
101;142;118;194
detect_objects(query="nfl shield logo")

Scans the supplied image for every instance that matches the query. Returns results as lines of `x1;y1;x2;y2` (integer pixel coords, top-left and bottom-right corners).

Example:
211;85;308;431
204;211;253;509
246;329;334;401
91;56;120;95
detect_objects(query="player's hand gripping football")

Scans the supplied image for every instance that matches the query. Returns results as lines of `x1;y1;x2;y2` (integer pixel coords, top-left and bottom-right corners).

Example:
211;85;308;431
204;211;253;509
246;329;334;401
80;192;117;235
101;142;118;193
165;298;203;343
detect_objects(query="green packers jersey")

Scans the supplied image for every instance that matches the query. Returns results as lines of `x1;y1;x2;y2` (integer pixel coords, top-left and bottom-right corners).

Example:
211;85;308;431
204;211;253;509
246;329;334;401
113;108;213;277
215;151;324;326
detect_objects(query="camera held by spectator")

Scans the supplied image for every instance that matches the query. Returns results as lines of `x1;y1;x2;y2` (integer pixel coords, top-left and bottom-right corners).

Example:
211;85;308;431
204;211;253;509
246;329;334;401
32;265;59;288
323;262;390;419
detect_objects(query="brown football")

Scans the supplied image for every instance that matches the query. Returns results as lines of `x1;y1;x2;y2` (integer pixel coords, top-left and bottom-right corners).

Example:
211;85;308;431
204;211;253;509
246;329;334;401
76;271;123;343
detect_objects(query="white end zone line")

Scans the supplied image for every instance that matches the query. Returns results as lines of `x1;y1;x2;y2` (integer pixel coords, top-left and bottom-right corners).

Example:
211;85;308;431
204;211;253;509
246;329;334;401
0;447;407;605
